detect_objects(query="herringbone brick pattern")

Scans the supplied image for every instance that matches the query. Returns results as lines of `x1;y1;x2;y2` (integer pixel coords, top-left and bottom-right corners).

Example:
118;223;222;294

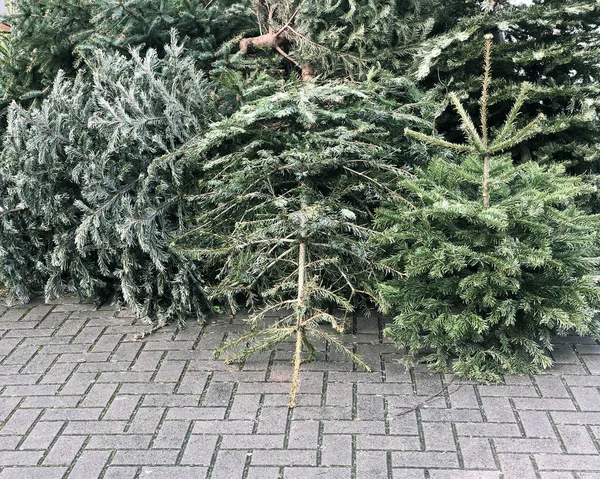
1;298;600;478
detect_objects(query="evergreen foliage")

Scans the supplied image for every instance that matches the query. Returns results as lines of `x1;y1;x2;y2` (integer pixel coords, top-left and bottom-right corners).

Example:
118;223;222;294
171;74;429;405
0;0;250;105
0;36;213;323
235;0;441;79
412;0;600;173
376;36;600;381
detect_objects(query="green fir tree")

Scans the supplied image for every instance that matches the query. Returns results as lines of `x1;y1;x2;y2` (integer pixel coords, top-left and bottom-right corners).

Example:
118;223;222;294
412;0;600;176
171;74;428;405
375;35;600;381
0;36;214;323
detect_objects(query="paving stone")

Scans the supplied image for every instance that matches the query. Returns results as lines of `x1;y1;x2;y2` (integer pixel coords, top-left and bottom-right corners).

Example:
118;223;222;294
356;434;420;451
392;450;460;468
321;434;352;466
19;421;64;450
66;450;111;479
251;449;315;466
556;424;598;454
211;450;249;479
180;435;219;465
535;453;600;471
43;435;86;465
493;437;562;454
103;466;139;479
356;450;388;478
227;394;261;420
455;422;521;438
428;471;500;479
0;467;67;479
1;299;600;477
87;434;152;449
287;420;319;449
140;466;209;478
126;406;164;434
220;434;284;449
0;409;41;435
0;451;44;466
284;467;350;478
422;421;455;451
518;410;555;438
497;454;537;479
111;450;179;465
569;386;600;411
152;421;190;449
103;394;141;421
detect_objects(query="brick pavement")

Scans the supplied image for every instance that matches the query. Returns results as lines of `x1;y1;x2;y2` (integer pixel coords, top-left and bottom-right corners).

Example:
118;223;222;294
1;298;600;478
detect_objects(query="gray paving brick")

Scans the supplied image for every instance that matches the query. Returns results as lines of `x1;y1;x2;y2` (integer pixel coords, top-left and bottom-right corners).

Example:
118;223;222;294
513;397;577;411
422;421;454;451
428;471;500;479
533;375;570;398
80;382;117;407
126;406;164;434
497;454;537;479
103;466;138;479
152;421;190;449
165;407;225;420
247;467;285;478
176;372;209;394
43;435;86;465
180;434;219;465
102;395;140;422
256;406;289;434
212;450;249;479
0;436;20;450
111;449;179;465
0;467;67;479
356;450;388;478
42;407;102;421
87;434;152;449
193;419;255;435
63;420;127;435
392;450;460;468
555;424;597;454
569;386;600;411
220;434;284;449
518;410;555;438
19;421;64;450
66;450;111;479
455;422;521;438
251;449;315;466
140;466;210;478
0;409;41;435
535;453;600;471
0;451;44;466
326;382;353;406
227;394;261;420
493;437;562;454
285;467;351;478
479;396;516;422
321;434;351;466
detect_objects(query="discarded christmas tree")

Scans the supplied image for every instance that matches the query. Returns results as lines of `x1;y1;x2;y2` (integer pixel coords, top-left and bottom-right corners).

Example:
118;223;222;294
172;75;427;406
376;35;600;381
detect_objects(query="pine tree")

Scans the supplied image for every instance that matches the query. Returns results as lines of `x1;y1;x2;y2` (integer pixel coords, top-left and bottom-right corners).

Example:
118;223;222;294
411;0;600;174
232;0;440;80
171;73;428;405
1;0;251;105
0;36;214;323
375;35;600;381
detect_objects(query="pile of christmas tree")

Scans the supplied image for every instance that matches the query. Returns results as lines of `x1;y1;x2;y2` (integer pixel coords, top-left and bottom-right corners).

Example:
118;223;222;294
0;0;598;404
